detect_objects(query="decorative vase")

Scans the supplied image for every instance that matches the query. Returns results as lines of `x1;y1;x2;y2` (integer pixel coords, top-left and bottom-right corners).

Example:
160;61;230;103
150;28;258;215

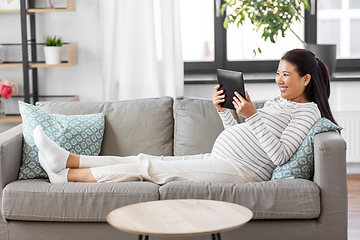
0;99;5;118
305;44;337;77
44;46;62;65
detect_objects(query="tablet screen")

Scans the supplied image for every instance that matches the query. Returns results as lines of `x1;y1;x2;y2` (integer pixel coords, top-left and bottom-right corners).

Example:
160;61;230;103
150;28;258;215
216;69;245;110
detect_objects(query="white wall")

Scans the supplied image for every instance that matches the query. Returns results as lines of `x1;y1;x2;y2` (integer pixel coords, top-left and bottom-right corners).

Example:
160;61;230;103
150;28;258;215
184;82;279;103
35;0;103;102
185;81;360;113
0;0;103;102
1;1;360;170
1;0;360;112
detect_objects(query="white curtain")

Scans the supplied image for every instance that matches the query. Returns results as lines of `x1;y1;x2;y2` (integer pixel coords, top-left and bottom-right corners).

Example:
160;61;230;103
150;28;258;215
99;0;184;101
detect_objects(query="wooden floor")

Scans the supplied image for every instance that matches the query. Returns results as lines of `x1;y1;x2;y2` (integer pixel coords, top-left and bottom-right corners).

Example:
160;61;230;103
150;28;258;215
348;174;360;240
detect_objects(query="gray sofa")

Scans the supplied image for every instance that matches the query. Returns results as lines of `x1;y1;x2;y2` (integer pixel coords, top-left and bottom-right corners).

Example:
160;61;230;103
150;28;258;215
0;96;347;240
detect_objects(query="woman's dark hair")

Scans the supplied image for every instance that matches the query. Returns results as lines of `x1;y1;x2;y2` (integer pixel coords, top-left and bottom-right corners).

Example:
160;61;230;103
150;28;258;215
281;48;338;125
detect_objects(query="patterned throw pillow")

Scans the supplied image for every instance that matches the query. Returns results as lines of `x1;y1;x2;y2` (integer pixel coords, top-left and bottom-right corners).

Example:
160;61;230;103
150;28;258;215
271;118;342;180
18;101;105;180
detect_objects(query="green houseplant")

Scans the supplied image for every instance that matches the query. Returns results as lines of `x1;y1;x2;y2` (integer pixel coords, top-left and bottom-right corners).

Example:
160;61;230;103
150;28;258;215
45;36;63;47
221;0;337;75
44;36;63;65
221;0;309;54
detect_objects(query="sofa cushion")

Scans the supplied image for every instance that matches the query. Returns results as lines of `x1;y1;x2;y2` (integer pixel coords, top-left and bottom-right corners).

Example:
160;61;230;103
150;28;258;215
36;97;174;157
18;101;105;180
159;179;320;219
271;118;342;180
173;97;224;155
2;179;159;222
173;97;265;156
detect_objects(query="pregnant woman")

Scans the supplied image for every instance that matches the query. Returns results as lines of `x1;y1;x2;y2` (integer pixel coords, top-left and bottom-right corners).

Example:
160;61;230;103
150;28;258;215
33;48;336;184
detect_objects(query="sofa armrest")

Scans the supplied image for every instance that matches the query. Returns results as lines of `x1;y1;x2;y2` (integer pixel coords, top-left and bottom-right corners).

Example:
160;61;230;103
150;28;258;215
0;124;23;189
313;131;347;240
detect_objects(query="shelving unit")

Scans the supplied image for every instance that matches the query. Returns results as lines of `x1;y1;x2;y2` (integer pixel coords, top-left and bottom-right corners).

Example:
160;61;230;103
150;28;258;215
0;116;22;123
0;10;20;13
0;0;76;104
0;43;77;68
0;0;75;12
0;94;79;118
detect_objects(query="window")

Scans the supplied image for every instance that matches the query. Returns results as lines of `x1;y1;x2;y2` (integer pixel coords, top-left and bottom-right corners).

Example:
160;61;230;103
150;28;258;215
317;0;360;58
180;0;359;74
226;19;304;61
225;3;305;61
179;0;215;62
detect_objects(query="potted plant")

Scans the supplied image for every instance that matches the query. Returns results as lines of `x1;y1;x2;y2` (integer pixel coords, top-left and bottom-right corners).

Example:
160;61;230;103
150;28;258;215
44;36;63;65
221;0;337;75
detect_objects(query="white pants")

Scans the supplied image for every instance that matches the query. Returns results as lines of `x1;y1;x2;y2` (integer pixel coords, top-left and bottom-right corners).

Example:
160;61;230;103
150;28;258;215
80;153;262;184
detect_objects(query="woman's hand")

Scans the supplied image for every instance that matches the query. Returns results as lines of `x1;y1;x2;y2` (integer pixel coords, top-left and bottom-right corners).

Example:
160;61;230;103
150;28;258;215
233;91;257;118
212;84;226;112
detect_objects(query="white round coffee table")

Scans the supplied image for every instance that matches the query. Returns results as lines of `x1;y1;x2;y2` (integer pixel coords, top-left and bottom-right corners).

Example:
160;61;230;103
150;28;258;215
107;199;253;240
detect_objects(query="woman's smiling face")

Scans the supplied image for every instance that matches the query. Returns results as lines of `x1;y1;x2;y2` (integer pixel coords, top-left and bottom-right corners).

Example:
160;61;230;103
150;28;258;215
275;60;311;103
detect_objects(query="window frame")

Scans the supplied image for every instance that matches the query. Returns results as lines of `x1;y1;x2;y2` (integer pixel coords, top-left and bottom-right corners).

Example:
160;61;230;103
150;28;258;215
184;0;360;75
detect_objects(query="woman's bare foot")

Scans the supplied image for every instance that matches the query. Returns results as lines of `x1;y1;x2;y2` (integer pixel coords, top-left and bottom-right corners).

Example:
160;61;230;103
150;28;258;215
68;168;97;182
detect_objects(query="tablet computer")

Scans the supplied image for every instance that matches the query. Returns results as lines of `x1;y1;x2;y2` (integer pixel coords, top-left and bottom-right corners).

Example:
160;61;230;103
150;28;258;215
216;69;245;110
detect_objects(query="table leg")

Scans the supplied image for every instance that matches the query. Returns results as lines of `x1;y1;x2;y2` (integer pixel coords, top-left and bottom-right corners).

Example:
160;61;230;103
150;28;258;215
138;235;149;240
211;233;222;240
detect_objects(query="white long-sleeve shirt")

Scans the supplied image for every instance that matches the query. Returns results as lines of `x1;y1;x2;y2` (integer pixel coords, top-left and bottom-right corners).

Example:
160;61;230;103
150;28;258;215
210;97;321;181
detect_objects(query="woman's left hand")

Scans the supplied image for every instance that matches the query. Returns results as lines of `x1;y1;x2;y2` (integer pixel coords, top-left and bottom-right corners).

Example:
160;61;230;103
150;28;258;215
233;91;257;118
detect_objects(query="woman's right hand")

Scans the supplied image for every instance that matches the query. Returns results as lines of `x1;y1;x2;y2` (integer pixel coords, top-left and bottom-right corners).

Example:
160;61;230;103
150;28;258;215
212;84;226;112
